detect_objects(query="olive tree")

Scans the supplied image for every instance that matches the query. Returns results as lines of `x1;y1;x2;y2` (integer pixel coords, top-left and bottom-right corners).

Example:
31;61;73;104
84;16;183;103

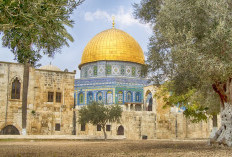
134;0;232;146
78;101;122;140
0;0;83;135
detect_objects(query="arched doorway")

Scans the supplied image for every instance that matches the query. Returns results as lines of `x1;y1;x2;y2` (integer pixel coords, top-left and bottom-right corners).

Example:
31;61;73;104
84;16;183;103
117;125;124;135
0;125;20;135
145;91;153;111
148;97;153;111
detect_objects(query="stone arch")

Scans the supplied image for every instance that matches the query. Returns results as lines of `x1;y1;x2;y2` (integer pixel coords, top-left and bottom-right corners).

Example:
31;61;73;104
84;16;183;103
144;89;153;111
11;77;21;99
0;125;20;135
10;76;22;85
9;76;22;100
117;125;124;135
148;96;153;111
145;90;152;97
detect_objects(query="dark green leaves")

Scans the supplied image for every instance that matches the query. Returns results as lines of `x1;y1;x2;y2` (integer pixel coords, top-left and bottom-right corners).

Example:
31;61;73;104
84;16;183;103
78;101;122;127
0;0;84;65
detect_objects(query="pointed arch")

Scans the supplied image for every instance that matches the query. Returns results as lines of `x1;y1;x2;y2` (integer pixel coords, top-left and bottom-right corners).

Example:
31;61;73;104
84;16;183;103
11;77;21;99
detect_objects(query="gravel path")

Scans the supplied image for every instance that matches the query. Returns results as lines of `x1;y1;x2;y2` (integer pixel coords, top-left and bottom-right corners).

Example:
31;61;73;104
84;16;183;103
0;140;231;157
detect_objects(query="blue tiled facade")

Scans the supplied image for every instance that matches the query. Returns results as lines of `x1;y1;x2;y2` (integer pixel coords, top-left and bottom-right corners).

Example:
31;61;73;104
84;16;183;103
74;61;149;106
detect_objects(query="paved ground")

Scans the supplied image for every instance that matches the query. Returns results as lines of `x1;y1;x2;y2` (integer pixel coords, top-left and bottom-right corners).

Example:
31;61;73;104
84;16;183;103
0;139;231;157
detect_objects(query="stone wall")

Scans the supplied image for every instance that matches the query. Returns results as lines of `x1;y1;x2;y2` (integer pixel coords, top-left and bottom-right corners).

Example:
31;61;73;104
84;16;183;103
75;108;156;140
0;61;75;135
152;85;214;139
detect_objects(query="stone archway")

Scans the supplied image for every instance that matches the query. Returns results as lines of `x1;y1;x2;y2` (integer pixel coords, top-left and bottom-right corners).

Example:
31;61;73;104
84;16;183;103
117;125;124;135
148;97;153;111
0;125;20;135
145;90;153;111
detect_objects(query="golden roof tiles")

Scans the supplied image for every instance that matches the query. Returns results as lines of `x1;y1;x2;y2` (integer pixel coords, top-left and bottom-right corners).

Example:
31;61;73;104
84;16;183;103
79;28;145;68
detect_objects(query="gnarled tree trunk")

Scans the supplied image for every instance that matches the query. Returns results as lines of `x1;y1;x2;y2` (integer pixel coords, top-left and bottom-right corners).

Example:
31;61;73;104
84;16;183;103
210;103;232;146
211;80;232;146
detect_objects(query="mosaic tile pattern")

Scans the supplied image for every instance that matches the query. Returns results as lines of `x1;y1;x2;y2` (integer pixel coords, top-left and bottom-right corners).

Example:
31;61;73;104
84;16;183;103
74;76;147;105
80;61;142;78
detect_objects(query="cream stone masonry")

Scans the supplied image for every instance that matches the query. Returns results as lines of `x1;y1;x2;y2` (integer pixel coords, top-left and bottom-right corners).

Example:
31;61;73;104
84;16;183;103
0;61;217;139
0;61;76;135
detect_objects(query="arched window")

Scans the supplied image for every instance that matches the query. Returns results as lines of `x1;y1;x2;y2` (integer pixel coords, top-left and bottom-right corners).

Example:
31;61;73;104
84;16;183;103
0;125;20;135
146;92;153;111
97;92;103;103
117;125;124;135
78;93;84;105
118;91;123;104
106;91;113;104
126;91;132;102
87;92;93;104
11;78;21;99
148;97;153;111
135;92;141;102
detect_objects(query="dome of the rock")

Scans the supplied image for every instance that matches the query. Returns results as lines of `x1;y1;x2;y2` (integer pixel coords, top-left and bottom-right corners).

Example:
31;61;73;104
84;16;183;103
79;28;144;68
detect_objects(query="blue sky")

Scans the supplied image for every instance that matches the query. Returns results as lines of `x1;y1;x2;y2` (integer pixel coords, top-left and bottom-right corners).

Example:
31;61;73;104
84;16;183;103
0;0;152;78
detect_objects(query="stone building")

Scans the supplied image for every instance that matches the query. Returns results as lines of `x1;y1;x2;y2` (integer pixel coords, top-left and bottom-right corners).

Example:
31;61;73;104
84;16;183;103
74;26;214;139
0;25;215;139
0;62;76;135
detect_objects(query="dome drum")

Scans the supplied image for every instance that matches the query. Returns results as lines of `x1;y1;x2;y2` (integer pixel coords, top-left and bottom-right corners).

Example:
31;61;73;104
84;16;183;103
80;61;142;79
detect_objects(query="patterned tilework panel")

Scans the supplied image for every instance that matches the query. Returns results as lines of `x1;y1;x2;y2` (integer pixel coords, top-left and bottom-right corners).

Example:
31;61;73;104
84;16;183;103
75;77;149;88
80;61;142;79
75;86;144;106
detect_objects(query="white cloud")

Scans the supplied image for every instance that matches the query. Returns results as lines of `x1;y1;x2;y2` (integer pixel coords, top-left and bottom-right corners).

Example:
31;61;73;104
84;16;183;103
85;10;111;21
84;6;152;34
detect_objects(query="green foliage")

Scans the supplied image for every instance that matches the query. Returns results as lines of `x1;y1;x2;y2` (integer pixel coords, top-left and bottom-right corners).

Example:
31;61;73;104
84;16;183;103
134;0;230;120
141;64;149;78
134;0;232;86
155;82;220;122
0;0;83;65
183;104;208;123
78;101;122;128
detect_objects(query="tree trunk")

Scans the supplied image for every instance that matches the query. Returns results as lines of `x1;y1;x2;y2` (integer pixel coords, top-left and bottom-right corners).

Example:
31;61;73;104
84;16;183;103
209;115;218;139
103;126;107;140
22;63;30;135
210;103;232;146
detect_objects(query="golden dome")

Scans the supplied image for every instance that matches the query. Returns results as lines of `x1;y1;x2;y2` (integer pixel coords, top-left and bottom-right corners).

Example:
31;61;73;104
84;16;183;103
79;28;144;68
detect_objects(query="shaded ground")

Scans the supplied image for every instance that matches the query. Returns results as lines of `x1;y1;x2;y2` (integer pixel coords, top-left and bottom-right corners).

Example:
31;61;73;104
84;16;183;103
0;139;231;157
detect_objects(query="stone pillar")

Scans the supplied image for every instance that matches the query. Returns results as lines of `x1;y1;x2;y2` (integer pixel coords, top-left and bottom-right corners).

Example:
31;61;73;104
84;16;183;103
142;104;144;111
128;104;130;111
133;104;135;111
